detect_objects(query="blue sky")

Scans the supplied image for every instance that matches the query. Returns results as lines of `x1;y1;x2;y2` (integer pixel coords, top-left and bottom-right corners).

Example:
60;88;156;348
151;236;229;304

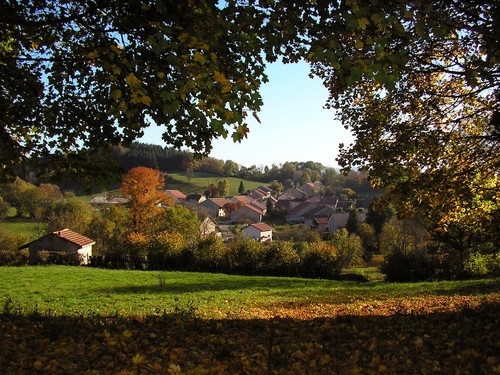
141;61;353;168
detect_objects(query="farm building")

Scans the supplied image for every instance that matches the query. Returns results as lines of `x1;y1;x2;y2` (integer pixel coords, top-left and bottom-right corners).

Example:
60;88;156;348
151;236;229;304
19;229;95;265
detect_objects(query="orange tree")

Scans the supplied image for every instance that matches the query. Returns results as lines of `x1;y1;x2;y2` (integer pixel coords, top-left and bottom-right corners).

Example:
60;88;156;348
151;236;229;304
120;166;173;234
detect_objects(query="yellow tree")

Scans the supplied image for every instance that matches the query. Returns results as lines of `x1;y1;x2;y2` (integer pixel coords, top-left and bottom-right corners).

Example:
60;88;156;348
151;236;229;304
120;167;173;233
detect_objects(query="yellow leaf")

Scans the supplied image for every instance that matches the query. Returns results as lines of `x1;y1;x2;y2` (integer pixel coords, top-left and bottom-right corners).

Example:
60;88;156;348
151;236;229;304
132;353;145;365
139;95;152;106
214;71;229;85
110;44;122;55
86;50;99;59
358;17;369;30
193;51;206;65
378;364;388;373
111;89;122;100
122;329;133;338
125;73;141;87
168;363;182;374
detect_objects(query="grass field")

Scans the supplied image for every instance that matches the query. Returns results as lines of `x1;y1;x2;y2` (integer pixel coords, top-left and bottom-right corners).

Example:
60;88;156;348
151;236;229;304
0;220;41;241
165;171;264;196
0;266;499;374
68;171;264;203
1;266;498;319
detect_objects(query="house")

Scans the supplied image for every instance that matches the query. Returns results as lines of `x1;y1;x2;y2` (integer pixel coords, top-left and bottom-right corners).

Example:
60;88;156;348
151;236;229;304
303;206;336;228
230;203;265;223
19;229;95;265
248;186;273;202
200;217;221;238
277;188;309;201
298;181;324;196
164;189;186;205
319;195;339;208
327;210;367;232
229;195;254;206
184;193;206;209
328;212;349;232
336;201;355;212
198;198;233;220
242;222;273;242
275;197;310;213
285;200;322;223
311;215;331;233
217;225;236;242
90;195;129;207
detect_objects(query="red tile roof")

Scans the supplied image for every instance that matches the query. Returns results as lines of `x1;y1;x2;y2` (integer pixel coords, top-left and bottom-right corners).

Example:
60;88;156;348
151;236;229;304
248;223;273;232
165;190;187;199
54;229;95;247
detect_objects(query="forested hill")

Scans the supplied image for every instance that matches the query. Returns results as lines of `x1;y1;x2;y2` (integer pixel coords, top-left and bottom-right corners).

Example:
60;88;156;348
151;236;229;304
112;142;189;172
109;142;373;194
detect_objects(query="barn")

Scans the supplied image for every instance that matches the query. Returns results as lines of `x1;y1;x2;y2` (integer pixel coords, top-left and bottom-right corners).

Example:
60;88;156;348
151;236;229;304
19;229;95;265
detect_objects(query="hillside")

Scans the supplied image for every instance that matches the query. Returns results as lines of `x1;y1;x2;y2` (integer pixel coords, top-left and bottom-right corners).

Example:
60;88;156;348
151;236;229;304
164;171;264;196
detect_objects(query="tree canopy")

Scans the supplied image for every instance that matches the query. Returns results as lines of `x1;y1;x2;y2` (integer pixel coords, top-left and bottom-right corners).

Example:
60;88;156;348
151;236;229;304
2;1;499;248
120;166;172;233
1;0;267;179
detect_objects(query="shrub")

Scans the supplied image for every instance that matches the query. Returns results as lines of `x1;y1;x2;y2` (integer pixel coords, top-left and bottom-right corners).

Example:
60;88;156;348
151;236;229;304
0;229;28;266
380;249;436;282
227;235;263;275
147;231;189;270
300;242;339;279
464;252;500;278
275;224;322;243
258;241;300;277
331;229;364;270
193;234;228;273
124;232;149;269
49;252;82;265
36;250;50;265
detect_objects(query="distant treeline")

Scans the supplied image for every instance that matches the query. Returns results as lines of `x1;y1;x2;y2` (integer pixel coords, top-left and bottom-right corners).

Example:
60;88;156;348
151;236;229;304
112;142;188;172
112;142;373;193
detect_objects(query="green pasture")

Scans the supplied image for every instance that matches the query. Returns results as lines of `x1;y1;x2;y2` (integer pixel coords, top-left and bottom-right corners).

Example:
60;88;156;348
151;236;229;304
0;220;41;241
72;172;264;202
1;266;498;318
165;171;263;196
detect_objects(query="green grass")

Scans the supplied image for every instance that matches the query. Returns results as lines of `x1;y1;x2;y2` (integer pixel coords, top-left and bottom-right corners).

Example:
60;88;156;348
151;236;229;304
1;266;498;318
0;220;41;241
72;172;264;202
165;171;263;196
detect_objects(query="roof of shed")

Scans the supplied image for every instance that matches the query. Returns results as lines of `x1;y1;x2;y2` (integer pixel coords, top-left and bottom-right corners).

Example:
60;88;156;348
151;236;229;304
19;229;95;249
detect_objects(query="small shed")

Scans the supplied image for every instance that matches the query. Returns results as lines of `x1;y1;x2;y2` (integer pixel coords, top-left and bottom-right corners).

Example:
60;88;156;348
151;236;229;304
19;229;95;265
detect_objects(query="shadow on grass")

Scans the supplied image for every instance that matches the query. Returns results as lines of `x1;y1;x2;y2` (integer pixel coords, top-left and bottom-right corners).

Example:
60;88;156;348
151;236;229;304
98;276;500;300
97;275;332;295
0;300;498;374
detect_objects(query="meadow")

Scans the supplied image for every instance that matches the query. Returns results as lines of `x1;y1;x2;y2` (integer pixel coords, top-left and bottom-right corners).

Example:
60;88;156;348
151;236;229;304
164;171;264;196
0;266;499;374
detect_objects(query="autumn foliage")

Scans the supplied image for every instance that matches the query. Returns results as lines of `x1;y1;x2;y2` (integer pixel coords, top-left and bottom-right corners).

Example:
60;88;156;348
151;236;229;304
120;167;173;233
1;293;498;374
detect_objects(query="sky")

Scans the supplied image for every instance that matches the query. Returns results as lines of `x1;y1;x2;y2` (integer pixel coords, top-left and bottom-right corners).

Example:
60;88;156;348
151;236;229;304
140;61;353;169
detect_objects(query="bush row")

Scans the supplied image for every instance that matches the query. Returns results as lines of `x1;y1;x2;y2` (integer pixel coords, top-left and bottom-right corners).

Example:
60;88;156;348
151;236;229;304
381;248;500;282
89;234;359;280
